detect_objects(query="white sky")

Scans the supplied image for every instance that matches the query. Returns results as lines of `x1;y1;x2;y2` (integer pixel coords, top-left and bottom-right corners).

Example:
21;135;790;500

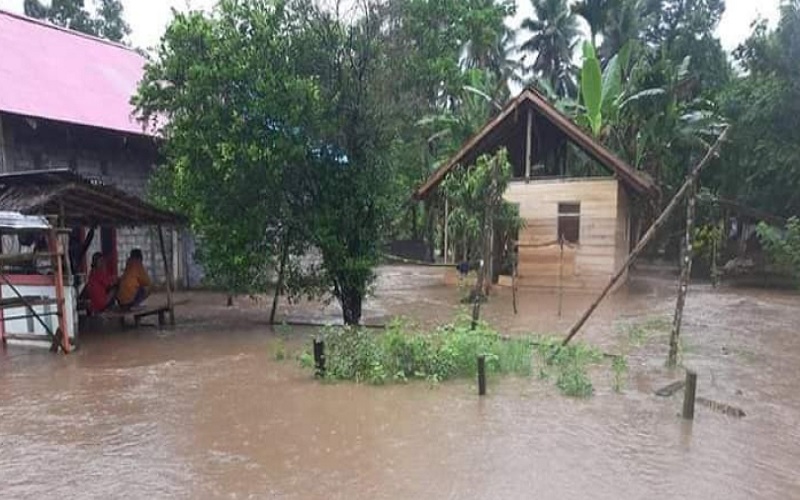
0;0;781;53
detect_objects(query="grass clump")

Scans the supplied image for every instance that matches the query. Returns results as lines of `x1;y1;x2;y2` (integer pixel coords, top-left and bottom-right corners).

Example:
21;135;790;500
311;317;533;385
533;337;603;398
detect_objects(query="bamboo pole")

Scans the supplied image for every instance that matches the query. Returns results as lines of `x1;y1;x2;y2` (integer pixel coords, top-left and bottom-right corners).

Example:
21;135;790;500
668;180;696;367
561;127;729;347
157;225;175;326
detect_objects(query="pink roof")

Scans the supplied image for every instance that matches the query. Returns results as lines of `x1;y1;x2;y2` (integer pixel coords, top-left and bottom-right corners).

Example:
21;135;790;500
0;9;153;137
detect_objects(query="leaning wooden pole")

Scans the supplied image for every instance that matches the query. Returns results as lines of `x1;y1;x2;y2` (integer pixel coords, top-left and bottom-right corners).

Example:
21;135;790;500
561;127;729;347
668;180;696;367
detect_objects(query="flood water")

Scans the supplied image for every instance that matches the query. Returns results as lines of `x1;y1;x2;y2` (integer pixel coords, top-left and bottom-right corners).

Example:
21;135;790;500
2;265;800;499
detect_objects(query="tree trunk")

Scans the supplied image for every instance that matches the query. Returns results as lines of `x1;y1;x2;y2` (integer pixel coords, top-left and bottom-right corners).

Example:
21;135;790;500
339;287;363;326
668;181;696;367
411;204;419;241
269;237;291;325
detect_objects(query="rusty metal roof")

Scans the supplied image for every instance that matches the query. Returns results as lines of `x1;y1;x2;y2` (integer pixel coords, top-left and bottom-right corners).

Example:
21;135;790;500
0;169;184;226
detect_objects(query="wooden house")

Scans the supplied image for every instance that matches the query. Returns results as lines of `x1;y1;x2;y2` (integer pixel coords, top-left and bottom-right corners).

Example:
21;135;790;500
415;89;658;290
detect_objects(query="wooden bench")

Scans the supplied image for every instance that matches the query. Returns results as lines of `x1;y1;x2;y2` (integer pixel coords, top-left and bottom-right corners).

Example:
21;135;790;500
100;304;172;329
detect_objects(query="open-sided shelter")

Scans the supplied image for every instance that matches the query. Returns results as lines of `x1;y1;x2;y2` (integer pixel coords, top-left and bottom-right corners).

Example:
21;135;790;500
0;170;185;350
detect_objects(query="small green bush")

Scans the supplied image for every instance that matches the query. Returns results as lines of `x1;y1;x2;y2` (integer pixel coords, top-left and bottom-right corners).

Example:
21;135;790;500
314;317;533;385
301;317;612;398
532;337;603;398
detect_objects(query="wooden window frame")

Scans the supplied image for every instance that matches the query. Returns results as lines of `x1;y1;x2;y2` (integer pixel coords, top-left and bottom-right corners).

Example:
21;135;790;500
558;202;581;244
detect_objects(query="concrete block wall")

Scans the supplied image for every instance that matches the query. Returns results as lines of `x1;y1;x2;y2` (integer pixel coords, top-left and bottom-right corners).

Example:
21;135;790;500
0;115;193;286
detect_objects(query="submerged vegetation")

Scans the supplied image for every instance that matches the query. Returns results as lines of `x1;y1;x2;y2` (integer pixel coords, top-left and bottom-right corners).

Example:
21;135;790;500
292;316;619;398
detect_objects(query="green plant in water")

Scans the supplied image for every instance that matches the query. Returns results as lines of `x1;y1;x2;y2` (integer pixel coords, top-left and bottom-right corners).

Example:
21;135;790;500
306;316;534;385
533;337;603;398
271;339;287;361
611;356;628;393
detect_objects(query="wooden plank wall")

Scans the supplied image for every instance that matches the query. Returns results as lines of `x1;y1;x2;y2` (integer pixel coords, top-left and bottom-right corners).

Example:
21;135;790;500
504;177;622;290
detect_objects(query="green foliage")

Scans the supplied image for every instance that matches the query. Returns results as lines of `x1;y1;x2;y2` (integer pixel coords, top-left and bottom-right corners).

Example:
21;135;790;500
611;356;628;393
693;223;723;273
580;41;603;136
532;337;603;398
135;0;317;298
521;0;581;97
757;218;800;283
442;149;521;265
314;317;533;385
24;0;131;42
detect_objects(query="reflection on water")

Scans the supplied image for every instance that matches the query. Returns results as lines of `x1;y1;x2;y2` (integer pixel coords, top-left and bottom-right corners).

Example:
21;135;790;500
2;265;799;499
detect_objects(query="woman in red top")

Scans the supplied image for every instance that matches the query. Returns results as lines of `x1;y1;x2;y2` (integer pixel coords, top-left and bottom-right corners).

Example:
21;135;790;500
86;252;117;314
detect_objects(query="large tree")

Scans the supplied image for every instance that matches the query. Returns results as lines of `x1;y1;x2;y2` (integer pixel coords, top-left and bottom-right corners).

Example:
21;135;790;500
136;0;404;325
24;0;131;43
521;0;581;97
714;0;800;217
135;0;319;308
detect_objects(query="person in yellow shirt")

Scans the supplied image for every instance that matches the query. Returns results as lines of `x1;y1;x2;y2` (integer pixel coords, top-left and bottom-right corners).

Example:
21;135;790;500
116;249;152;309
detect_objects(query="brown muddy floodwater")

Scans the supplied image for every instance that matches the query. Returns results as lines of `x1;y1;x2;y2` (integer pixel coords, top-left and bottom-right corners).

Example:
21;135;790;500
2;265;800;499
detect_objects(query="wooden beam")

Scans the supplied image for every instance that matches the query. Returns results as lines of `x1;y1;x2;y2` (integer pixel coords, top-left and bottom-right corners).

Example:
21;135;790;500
443;198;449;264
47;224;70;353
525;107;533;180
561;127;729;347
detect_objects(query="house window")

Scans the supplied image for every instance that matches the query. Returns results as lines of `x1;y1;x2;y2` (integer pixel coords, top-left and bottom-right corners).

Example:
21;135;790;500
558;202;580;244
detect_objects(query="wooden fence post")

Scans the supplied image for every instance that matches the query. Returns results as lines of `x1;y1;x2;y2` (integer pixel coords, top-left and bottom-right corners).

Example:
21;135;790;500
313;339;326;378
683;370;697;420
477;355;487;396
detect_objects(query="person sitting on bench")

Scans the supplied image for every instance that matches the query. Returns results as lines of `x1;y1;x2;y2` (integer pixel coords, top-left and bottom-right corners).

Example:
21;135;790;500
116;249;152;310
86;252;117;314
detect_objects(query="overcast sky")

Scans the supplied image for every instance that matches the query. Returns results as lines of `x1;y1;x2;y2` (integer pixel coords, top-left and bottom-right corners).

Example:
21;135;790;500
0;0;781;53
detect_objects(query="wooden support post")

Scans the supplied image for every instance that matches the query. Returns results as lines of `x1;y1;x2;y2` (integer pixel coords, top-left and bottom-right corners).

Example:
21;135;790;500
443;198;449;265
561;128;729;347
477;355;487;396
157;225;175;326
512;241;518;315
668;181;696;367
682;370;697;420
558;237;564;318
525;108;533;181
313;339;326;377
48;225;69;354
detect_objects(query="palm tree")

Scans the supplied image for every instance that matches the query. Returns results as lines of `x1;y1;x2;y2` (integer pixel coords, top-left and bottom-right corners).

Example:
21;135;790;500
571;0;610;47
599;0;642;61
521;0;581;97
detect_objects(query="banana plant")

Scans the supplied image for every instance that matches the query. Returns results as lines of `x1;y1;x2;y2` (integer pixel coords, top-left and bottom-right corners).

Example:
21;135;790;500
579;41;632;137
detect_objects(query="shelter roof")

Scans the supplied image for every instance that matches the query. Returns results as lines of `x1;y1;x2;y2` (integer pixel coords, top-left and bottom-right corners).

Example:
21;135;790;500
0;9;152;137
414;88;657;199
0;169;184;227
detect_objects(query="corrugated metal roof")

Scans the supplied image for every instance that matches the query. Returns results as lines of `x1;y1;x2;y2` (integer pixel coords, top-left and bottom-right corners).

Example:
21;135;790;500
0;9;152;137
0;211;50;230
0;169;184;226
